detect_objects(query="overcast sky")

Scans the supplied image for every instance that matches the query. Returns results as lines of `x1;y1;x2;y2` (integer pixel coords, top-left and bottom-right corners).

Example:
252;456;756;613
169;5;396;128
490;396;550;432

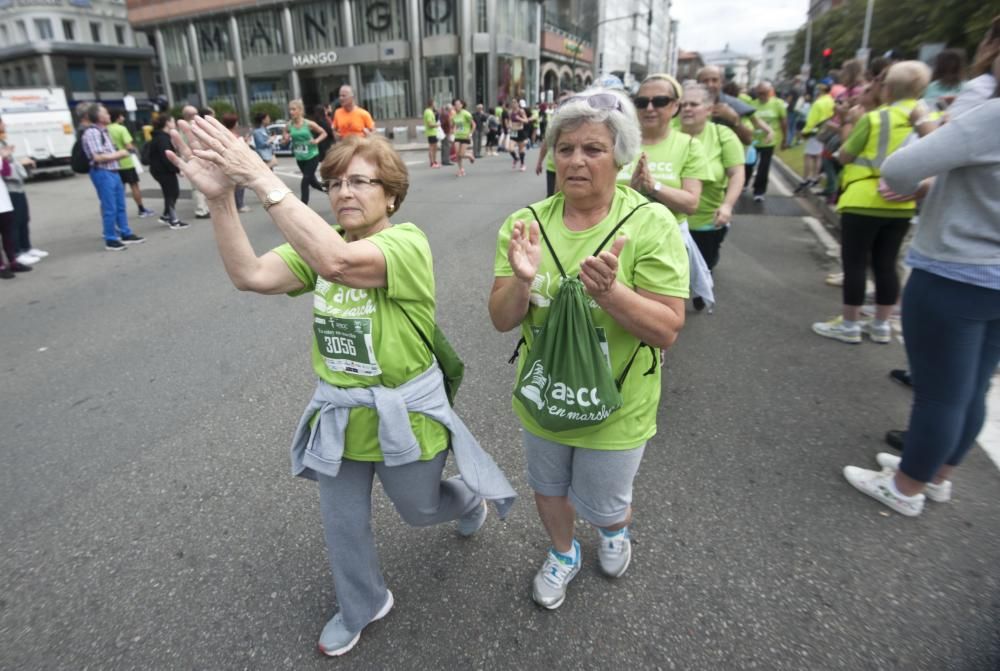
673;0;806;56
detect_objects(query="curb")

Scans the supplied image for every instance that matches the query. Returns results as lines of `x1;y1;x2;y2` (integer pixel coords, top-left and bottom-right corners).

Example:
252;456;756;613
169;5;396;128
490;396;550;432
772;154;840;240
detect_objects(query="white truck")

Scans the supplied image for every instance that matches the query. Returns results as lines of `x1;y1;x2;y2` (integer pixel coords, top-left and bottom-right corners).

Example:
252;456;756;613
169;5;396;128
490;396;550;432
0;87;76;177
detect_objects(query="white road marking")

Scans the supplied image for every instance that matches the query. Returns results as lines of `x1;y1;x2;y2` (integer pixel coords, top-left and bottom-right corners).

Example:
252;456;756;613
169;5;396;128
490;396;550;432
802;216;840;258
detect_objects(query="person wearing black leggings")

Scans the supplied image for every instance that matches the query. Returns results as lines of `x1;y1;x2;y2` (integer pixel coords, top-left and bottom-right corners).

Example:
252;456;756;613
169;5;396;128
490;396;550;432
148;115;187;228
284;99;328;205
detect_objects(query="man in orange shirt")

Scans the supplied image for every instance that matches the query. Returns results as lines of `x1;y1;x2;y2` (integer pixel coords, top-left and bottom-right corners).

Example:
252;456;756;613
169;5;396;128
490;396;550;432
332;85;375;139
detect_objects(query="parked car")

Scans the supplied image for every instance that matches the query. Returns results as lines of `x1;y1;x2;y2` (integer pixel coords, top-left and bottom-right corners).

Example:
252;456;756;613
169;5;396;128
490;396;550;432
266;122;292;156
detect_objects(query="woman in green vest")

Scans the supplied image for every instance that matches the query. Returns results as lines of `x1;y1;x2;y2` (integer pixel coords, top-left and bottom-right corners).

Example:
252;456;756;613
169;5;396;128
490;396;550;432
812;61;932;345
282;99;328;205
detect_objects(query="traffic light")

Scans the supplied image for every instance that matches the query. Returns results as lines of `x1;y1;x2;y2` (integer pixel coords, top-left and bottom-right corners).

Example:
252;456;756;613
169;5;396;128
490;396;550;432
822;48;833;69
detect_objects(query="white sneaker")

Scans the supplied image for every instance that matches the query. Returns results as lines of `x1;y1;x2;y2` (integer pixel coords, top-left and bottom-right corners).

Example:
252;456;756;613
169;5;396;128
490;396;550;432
812;316;862;344
596;528;632;578
874;453;952;502
15;253;40;265
27;248;48;258
532;540;581;609
843;465;925;516
862;320;892;344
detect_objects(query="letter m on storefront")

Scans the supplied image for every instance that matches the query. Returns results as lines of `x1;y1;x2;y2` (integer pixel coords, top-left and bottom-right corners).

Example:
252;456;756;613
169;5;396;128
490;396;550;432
293;51;339;68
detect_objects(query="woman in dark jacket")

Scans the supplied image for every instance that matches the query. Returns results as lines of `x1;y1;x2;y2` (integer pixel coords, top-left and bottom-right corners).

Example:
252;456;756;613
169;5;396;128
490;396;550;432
149;115;188;229
313;105;334;159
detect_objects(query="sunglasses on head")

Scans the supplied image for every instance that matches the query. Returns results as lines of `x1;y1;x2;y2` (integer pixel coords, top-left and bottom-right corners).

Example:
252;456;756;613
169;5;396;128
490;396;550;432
562;93;624;112
633;95;676;109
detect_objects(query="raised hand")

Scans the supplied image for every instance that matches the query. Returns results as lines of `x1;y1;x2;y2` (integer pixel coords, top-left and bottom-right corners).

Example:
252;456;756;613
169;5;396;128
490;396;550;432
508;219;541;282
580;236;627;300
629;153;652;194
167;116;268;199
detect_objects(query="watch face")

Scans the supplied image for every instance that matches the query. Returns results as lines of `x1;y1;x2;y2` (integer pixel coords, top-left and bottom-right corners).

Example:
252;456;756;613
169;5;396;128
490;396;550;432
268;189;286;202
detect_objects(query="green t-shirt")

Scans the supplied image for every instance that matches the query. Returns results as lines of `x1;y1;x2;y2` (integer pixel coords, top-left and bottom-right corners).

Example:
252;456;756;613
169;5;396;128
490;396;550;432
423;107;438;137
752;97;787;148
107;122;135;169
453;108;474;140
686;123;745;230
494;185;690;450
616;131;710;223
272;223;449;462
288;120;318;161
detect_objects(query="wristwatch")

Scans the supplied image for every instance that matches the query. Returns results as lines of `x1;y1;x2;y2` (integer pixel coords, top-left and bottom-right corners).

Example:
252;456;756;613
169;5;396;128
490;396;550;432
651;181;662;194
262;188;294;211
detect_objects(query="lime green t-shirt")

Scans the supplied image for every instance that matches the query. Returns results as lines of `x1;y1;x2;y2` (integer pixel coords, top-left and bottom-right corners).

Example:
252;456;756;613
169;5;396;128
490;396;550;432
423;107;438;137
685;123;744;230
272;223;449;462
616;131;710;223
494;185;690;450
107;122;135;169
453;108;474;140
752;97;787;148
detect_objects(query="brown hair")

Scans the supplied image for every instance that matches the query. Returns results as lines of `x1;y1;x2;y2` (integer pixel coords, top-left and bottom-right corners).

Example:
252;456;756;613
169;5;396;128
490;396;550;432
220;112;239;130
320;135;410;213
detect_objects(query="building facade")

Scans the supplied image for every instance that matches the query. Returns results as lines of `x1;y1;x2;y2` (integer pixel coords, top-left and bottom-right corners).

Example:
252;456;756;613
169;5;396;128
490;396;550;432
759;29;796;84
126;0;541;124
0;0;158;116
701;46;757;88
539;0;598;98
593;0;674;91
675;49;703;81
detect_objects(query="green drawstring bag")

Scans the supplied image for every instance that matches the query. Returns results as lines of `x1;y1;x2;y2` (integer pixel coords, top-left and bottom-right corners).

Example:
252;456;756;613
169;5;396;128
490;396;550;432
513;203;648;432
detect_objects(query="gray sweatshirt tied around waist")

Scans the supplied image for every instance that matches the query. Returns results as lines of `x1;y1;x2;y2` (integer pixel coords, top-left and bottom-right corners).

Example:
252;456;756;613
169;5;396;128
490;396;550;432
289;363;517;519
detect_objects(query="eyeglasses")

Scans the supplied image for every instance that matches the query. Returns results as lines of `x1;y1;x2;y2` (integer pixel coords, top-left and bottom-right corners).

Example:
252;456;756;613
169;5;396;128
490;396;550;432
678;101;704;109
563;93;624;113
325;175;383;192
633;96;676;109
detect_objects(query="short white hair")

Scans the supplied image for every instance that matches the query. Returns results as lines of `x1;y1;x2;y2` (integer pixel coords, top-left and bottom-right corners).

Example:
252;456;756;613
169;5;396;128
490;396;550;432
546;88;640;168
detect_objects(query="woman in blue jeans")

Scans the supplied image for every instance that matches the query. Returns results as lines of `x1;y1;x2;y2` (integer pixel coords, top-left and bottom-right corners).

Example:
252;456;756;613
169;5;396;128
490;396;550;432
842;91;1000;517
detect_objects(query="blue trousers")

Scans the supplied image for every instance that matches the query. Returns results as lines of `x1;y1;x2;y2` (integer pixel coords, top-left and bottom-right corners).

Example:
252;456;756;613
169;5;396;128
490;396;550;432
90;168;133;242
901;269;1000;482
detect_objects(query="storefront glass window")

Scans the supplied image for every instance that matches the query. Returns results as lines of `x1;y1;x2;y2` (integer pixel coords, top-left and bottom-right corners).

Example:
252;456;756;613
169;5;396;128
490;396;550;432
171;81;198;105
425;55;458;107
248;76;290;111
195;19;232;64
94;64;120;91
359;62;411;119
352;0;408;44
124;66;143;91
496;56;526;105
67;63;90;92
423;0;457;37
238;10;285;58
291;2;343;52
496;1;537;43
205;79;238;109
476;0;487;32
163;27;191;69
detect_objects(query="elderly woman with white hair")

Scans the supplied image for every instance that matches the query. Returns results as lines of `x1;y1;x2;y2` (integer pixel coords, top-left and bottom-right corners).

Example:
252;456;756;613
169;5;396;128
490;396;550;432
489;88;689;609
812;60;932;345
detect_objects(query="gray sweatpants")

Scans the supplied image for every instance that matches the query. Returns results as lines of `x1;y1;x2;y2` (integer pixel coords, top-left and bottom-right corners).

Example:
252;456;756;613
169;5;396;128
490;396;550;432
316;451;479;633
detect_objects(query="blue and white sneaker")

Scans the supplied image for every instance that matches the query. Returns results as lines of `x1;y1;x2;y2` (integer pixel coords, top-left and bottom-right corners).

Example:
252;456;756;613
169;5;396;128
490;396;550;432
317;590;394;657
532;540;581;610
597;527;632;578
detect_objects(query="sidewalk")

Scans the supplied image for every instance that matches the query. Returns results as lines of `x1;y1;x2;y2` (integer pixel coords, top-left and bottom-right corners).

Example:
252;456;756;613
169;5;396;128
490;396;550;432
772;153;1000;471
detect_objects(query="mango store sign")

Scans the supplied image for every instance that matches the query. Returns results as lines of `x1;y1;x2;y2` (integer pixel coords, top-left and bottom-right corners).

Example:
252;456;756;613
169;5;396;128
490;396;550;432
292;51;339;68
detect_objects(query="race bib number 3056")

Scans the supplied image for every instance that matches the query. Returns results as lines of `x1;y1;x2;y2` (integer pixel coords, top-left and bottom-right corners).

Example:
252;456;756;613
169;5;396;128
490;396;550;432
314;315;381;376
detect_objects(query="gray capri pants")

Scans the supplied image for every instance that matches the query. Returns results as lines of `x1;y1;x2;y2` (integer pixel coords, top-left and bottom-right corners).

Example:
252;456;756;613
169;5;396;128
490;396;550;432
316;451;480;633
523;430;645;527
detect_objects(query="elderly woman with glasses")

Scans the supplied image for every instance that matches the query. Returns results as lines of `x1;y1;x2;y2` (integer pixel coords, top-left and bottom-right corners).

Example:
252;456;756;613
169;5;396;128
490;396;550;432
489;87;689;610
678;83;745;293
165;119;514;657
617;74;710;226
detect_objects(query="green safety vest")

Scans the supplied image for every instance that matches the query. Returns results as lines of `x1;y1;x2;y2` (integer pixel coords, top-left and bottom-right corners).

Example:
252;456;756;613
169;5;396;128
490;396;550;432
837;100;918;213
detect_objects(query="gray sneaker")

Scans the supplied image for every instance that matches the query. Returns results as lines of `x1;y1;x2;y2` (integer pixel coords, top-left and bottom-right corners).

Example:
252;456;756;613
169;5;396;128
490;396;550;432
862;320;892;344
596;528;632;578
457;499;487;537
532;540;580;610
317;590;394;657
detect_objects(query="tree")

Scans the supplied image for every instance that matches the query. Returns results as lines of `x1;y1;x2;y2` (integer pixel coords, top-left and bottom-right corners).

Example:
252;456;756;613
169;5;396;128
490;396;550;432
783;0;998;78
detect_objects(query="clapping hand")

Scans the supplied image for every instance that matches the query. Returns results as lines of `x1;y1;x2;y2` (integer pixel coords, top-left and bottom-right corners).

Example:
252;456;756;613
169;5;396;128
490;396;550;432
629;153;653;194
508;219;541;283
167;116;267;200
580;236;627;300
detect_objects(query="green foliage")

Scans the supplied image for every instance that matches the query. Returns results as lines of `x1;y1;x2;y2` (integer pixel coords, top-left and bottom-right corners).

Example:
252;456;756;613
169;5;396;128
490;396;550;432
169;105;185;119
250;101;283;124
207;99;236;116
783;0;998;78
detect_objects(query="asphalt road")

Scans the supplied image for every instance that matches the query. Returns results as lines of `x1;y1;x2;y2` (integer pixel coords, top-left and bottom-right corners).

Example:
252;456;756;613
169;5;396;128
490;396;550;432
1;153;998;671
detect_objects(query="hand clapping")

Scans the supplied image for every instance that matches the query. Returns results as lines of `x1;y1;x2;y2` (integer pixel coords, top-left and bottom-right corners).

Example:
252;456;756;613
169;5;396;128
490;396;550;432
167;116;267;201
580;236;627;300
508;219;541;283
